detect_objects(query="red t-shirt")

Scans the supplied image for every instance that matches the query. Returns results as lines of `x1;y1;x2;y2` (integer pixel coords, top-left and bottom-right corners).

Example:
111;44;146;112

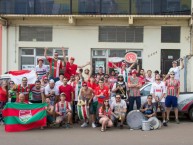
59;85;73;102
99;106;112;118
16;84;35;102
95;86;109;104
47;57;63;78
0;87;7;102
64;62;78;80
139;75;145;86
87;82;98;92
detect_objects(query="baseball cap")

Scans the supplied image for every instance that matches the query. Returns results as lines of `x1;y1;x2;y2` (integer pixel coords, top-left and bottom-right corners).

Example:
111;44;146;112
132;69;137;74
70;57;75;60
49;79;55;83
38;58;44;62
82;82;87;86
42;76;48;80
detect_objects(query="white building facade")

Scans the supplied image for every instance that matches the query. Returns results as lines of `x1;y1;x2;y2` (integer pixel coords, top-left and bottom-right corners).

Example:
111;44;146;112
0;0;193;91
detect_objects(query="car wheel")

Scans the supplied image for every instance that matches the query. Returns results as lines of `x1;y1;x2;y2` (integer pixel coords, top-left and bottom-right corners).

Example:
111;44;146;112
188;107;193;121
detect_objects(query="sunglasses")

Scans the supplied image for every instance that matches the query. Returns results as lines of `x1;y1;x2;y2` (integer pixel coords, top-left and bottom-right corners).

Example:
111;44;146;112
116;97;121;99
170;74;175;75
83;85;87;87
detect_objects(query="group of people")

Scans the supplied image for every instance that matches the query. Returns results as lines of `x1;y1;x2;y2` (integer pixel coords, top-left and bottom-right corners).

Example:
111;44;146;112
0;47;184;132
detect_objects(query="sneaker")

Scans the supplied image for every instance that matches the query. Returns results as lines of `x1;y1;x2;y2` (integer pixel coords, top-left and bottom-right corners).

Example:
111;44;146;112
66;123;70;129
163;121;167;126
81;122;88;128
92;122;96;128
175;119;180;124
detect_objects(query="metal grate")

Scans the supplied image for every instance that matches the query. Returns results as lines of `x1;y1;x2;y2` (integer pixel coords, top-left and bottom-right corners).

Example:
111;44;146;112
19;26;53;41
161;26;180;43
99;26;143;42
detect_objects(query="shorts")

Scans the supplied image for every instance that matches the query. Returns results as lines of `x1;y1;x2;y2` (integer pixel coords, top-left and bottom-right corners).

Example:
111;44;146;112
90;101;98;115
165;95;178;108
153;102;166;112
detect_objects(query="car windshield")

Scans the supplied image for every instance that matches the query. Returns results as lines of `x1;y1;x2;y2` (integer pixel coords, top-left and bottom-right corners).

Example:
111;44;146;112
141;84;152;96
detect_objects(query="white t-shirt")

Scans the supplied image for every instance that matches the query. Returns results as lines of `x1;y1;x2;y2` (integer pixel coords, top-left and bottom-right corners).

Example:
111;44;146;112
35;65;49;79
150;81;166;103
55;80;63;88
44;85;59;96
111;100;127;112
168;66;181;80
117;68;131;82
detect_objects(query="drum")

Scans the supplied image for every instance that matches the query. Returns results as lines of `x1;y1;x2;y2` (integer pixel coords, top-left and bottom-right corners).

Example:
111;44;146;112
126;110;145;130
142;120;150;131
77;105;89;120
148;117;160;130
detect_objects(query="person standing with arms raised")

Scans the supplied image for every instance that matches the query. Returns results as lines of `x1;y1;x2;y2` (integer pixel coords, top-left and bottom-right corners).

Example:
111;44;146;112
44;47;66;82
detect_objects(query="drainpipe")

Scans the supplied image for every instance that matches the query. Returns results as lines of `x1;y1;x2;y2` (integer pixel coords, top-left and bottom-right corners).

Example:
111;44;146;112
0;17;8;73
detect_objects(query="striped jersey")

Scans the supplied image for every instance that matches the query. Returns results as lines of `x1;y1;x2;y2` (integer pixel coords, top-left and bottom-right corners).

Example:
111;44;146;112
35;65;49;80
30;86;44;101
55;101;71;116
46;57;63;78
16;84;35;102
128;76;141;97
165;79;180;96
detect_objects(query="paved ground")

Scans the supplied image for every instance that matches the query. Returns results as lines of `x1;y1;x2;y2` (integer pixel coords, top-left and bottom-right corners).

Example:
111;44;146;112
0;120;193;145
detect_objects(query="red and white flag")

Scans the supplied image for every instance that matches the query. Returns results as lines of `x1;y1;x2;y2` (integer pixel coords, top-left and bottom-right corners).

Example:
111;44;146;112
8;70;37;85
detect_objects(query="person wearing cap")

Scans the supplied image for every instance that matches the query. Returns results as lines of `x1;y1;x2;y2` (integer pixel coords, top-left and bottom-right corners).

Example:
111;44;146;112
44;79;60;106
55;93;72;128
165;71;180;124
44;47;65;81
128;69;142;112
113;61;136;83
112;74;128;100
35;58;49;80
79;82;96;128
64;54;90;80
164;59;184;81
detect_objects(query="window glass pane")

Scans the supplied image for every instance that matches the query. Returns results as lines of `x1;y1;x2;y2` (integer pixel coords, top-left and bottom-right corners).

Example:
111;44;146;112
21;57;34;65
109;50;126;57
22;49;34;55
93;50;106;56
36;48;53;56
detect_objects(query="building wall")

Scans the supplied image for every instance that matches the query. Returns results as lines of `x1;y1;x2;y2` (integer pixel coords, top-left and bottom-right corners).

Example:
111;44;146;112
2;18;191;91
0;24;2;75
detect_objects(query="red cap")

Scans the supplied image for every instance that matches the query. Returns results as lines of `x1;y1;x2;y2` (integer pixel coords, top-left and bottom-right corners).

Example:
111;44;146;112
38;58;44;62
70;57;75;60
42;76;48;80
82;82;87;86
132;69;137;75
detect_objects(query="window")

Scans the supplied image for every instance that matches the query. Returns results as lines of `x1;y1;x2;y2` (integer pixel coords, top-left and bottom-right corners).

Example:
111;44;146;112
99;26;144;42
20;48;68;70
19;26;52;42
161;26;180;43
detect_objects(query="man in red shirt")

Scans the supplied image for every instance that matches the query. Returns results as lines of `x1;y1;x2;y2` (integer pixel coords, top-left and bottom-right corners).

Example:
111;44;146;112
95;79;110;111
16;77;35;103
64;56;90;80
59;77;74;104
44;47;66;81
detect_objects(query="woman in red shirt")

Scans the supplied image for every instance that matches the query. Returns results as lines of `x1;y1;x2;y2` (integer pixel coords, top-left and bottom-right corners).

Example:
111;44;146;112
0;81;8;123
99;99;113;132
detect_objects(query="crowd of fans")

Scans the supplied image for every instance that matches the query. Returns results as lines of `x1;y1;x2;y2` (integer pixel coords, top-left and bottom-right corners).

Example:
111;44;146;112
0;47;184;132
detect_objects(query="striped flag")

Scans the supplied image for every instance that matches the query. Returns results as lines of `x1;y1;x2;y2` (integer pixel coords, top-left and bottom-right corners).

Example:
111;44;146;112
3;103;47;132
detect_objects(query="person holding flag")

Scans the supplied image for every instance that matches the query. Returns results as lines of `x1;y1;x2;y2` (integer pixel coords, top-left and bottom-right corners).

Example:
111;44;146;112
44;47;66;82
113;61;136;83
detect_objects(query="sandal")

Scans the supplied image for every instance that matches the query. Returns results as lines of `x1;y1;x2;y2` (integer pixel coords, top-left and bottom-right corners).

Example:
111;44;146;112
101;128;105;132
